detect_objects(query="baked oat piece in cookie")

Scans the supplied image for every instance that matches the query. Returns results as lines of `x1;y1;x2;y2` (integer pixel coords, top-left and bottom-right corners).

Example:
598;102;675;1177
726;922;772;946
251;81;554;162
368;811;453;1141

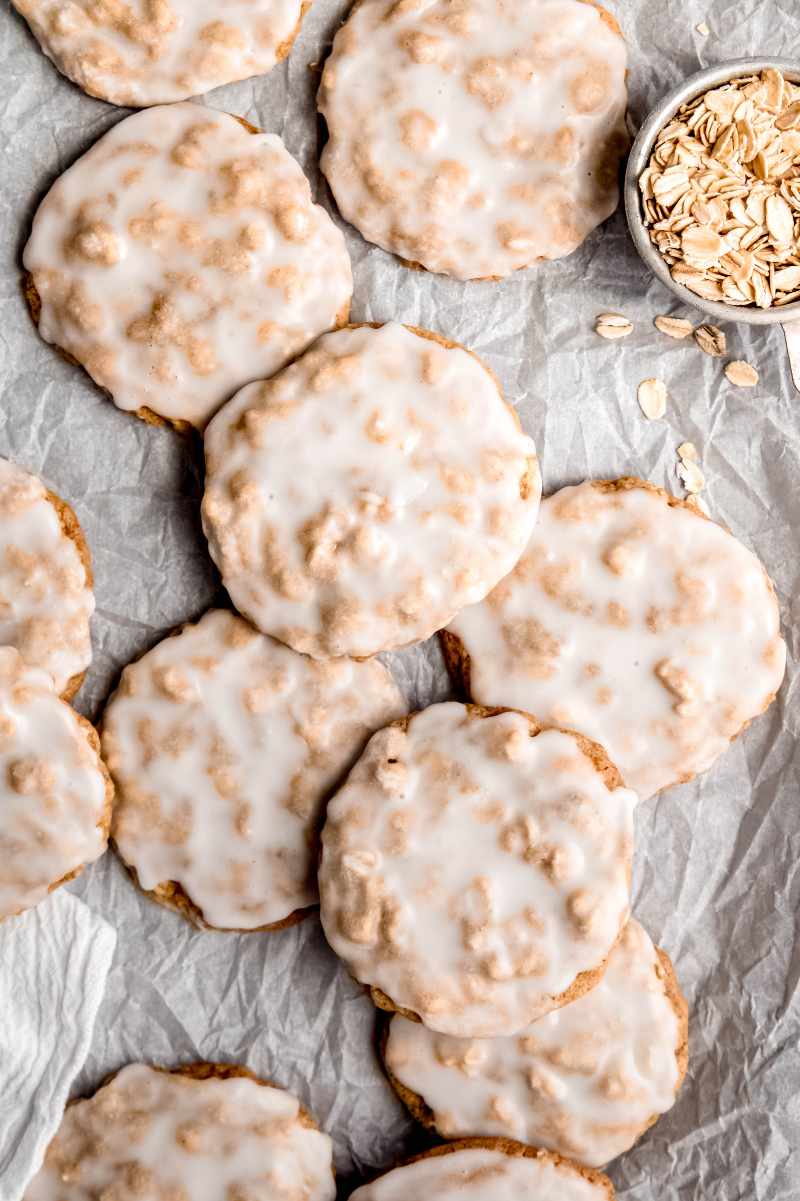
318;0;628;280
444;478;787;800
203;322;540;659
0;647;111;921
319;702;636;1038
349;1140;614;1200
0;457;93;700
23;1062;336;1201
12;1;310;107
102;608;404;931
23;102;352;431
384;918;688;1166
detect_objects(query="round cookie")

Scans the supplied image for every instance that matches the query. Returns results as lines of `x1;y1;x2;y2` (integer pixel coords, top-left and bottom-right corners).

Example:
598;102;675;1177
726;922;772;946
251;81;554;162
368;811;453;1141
444;478;787;800
102;608;405;931
202;322;541;659
23;1061;336;1201
349;1140;614;1201
318;702;636;1038
0;458;94;699
23;102;352;431
383;918;689;1166
318;0;628;280
11;1;311;107
0;647;112;921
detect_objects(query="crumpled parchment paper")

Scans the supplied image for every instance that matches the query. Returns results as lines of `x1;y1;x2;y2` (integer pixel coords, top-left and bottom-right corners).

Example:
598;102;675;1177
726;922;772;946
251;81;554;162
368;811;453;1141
0;892;116;1201
0;1;799;1197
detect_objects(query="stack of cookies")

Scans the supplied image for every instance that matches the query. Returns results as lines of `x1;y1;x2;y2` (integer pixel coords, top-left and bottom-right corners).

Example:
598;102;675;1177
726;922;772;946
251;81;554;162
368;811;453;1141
1;2;788;1199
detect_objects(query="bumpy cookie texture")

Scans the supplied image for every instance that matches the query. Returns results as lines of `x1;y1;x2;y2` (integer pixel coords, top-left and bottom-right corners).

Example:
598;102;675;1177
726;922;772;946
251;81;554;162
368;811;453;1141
203;322;540;658
23;1062;336;1201
0;458;94;699
12;1;309;107
445;478;787;799
318;0;628;279
103;608;404;931
0;647;110;921
319;702;635;1038
349;1142;614;1200
23;103;352;429
385;918;689;1166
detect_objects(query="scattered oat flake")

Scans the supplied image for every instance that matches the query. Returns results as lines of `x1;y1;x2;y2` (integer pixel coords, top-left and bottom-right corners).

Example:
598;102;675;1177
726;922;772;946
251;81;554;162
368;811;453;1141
677;441;699;462
637;378;667;420
725;360;759;387
696;21;710;36
678;458;706;494
654;315;694;339
693;324;727;356
595;312;633;340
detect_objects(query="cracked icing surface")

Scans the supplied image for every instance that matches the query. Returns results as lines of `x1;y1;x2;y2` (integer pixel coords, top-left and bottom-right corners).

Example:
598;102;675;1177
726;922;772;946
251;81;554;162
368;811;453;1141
202;322;540;659
103;609;404;930
11;1;308;107
24;1064;336;1201
349;1145;612;1200
318;0;628;279
386;919;687;1166
319;703;636;1038
0;647;108;920
446;479;787;799
24;102;352;429
0;458;93;697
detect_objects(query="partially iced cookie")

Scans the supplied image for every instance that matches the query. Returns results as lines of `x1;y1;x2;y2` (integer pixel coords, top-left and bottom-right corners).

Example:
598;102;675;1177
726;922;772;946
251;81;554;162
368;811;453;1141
24;1063;336;1201
12;1;310;107
103;609;404;931
24;103;352;430
0;458;93;699
319;0;628;279
319;703;636;1038
349;1142;614;1201
202;322;541;658
0;647;111;921
384;919;688;1166
444;478;786;799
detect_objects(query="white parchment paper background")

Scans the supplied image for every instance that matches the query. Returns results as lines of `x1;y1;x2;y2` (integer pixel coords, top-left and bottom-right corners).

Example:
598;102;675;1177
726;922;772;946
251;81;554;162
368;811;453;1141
1;1;799;1196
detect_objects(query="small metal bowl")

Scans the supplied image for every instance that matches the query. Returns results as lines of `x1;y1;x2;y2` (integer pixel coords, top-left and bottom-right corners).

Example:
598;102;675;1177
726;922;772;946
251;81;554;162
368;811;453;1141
624;57;800;328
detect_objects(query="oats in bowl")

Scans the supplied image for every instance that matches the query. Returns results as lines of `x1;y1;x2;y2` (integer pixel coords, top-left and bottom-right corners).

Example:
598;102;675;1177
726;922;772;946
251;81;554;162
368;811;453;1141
639;68;800;310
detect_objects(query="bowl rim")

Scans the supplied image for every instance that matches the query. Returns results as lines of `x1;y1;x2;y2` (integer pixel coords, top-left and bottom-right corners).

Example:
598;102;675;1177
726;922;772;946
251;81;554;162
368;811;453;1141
624;57;800;326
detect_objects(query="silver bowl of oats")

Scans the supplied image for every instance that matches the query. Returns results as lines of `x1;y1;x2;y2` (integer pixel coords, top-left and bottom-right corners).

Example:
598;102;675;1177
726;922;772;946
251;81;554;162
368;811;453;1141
624;58;800;329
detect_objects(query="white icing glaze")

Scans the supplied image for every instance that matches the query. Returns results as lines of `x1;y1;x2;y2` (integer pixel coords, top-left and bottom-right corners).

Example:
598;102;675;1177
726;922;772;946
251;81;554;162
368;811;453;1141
447;481;787;800
23;103;352;428
203;323;540;658
386;919;685;1167
0;647;108;920
319;703;636;1038
319;0;628;280
24;1063;336;1201
349;1147;609;1201
0;458;93;696
12;1;307;107
103;608;404;930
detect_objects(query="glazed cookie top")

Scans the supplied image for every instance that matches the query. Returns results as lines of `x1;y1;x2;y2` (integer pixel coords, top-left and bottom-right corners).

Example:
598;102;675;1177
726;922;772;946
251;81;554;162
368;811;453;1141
0;648;108;920
24;1063;336;1201
0;458;93;697
447;480;787;799
319;703;636;1038
202;323;540;658
349;1146;612;1201
318;0;628;279
104;609;404;930
24;103;352;429
386;919;687;1166
12;1;308;107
